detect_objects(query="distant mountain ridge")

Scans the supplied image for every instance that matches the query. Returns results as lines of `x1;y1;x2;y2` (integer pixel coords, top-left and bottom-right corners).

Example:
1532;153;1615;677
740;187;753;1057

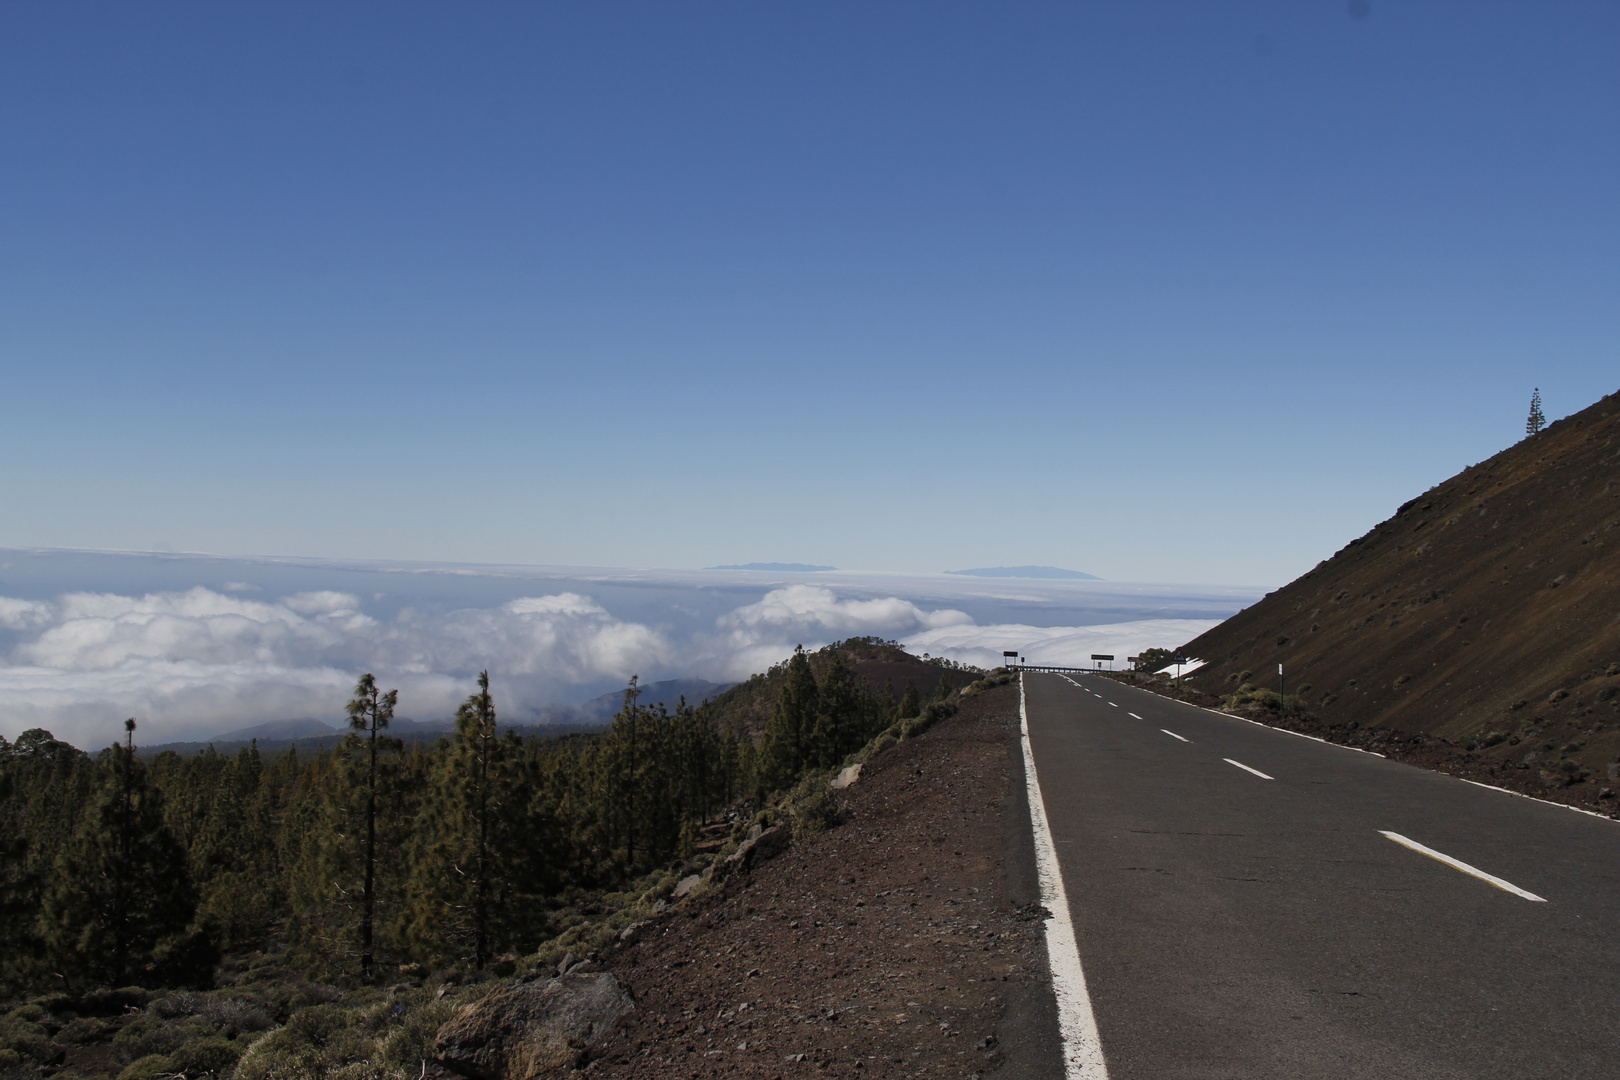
213;717;338;741
947;566;1099;580
136;677;737;758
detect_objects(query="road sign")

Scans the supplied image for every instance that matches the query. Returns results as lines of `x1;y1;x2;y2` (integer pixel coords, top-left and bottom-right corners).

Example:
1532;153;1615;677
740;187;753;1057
1091;654;1115;661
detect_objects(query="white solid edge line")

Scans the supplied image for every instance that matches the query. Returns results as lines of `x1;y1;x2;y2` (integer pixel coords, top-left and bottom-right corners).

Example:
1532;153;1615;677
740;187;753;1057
1456;778;1617;821
1104;677;1617;825
1020;677;1111;1079
1223;757;1274;780
1199;706;1387;758
1161;729;1189;743
1378;831;1547;902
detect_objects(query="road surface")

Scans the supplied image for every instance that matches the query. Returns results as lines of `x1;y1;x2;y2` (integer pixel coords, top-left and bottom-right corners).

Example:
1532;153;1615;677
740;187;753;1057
1022;671;1620;1079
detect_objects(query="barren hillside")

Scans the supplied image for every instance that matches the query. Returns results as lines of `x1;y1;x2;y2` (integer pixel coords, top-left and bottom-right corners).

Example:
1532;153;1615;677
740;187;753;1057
1180;388;1620;791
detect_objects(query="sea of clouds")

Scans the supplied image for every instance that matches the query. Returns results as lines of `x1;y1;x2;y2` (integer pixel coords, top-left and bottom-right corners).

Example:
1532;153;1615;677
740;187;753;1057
0;550;1263;749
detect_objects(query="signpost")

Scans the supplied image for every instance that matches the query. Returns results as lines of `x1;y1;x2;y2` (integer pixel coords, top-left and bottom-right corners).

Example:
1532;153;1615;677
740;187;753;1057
1091;653;1115;672
1003;650;1018;670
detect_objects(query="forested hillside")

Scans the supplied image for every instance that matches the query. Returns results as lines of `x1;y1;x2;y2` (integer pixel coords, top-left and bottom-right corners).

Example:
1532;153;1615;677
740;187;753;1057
0;639;974;1001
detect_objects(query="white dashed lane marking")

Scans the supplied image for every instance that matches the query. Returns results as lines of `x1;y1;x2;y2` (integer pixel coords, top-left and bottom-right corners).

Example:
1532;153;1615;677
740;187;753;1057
1128;713;1143;720
1161;730;1189;743
1224;758;1274;780
1379;831;1547;902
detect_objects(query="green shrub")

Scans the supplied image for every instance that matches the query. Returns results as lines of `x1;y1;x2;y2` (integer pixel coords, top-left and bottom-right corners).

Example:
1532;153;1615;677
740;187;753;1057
0;1015;52;1063
375;998;459;1073
4;1006;43;1024
29;994;72;1016
116;1054;175;1080
234;1003;370;1080
56;1017;110;1045
1226;687;1282;710
790;783;843;841
114;1017;187;1060
170;1036;242;1078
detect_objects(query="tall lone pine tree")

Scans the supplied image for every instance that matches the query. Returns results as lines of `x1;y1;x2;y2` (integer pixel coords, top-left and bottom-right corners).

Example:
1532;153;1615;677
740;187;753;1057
1527;388;1546;435
345;673;398;981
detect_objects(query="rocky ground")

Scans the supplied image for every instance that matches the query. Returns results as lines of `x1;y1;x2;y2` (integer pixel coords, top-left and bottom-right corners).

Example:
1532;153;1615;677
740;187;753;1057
554;682;1049;1079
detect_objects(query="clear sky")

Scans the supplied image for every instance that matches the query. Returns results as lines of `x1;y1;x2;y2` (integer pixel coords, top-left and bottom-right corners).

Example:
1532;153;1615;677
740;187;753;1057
3;2;1616;587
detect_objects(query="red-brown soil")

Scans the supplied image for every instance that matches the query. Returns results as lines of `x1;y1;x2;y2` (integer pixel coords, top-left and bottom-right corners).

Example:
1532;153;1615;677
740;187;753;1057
562;683;1044;1078
1178;388;1620;803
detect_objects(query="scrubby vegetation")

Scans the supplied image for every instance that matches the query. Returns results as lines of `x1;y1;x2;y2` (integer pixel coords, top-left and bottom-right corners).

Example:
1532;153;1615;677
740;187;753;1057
0;641;979;1079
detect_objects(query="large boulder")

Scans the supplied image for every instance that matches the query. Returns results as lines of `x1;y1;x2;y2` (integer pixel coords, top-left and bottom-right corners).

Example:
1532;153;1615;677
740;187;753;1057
434;972;635;1079
710;824;790;883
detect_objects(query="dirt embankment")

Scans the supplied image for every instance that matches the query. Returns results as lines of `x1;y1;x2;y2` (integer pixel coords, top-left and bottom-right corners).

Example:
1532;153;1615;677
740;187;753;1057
1177;388;1620;800
564;683;1046;1078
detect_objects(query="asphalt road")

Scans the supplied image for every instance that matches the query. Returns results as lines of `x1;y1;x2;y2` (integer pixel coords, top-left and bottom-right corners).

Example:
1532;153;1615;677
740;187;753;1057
1022;671;1620;1080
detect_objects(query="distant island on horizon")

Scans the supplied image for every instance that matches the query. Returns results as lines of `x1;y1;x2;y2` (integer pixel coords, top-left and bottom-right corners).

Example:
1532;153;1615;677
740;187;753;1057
707;562;837;572
946;565;1100;580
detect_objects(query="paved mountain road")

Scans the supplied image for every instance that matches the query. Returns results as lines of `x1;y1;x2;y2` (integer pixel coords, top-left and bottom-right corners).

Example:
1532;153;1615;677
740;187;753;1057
1022;672;1620;1079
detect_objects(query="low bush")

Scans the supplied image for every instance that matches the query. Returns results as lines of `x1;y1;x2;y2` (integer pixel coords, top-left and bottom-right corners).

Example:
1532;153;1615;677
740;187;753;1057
115;1055;174;1080
169;1035;242;1078
0;1015;51;1064
788;776;843;841
55;1017;110;1045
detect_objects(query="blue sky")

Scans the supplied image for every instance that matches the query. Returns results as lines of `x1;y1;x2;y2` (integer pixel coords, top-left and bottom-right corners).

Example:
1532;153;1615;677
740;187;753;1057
3;2;1616;587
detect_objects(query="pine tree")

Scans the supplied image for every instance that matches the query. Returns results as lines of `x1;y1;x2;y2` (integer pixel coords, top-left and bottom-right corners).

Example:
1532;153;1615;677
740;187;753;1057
760;646;819;791
897;679;920;720
616;676;641;869
42;722;195;988
457;670;498;970
1526;388;1546;435
810;650;865;769
345;673;398;981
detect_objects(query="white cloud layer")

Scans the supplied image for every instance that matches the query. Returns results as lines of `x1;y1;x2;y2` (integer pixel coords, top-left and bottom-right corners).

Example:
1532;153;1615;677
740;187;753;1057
0;578;1223;750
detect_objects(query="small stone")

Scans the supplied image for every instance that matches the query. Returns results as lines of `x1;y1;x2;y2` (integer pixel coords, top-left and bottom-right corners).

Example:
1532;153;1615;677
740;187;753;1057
556;952;575;978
